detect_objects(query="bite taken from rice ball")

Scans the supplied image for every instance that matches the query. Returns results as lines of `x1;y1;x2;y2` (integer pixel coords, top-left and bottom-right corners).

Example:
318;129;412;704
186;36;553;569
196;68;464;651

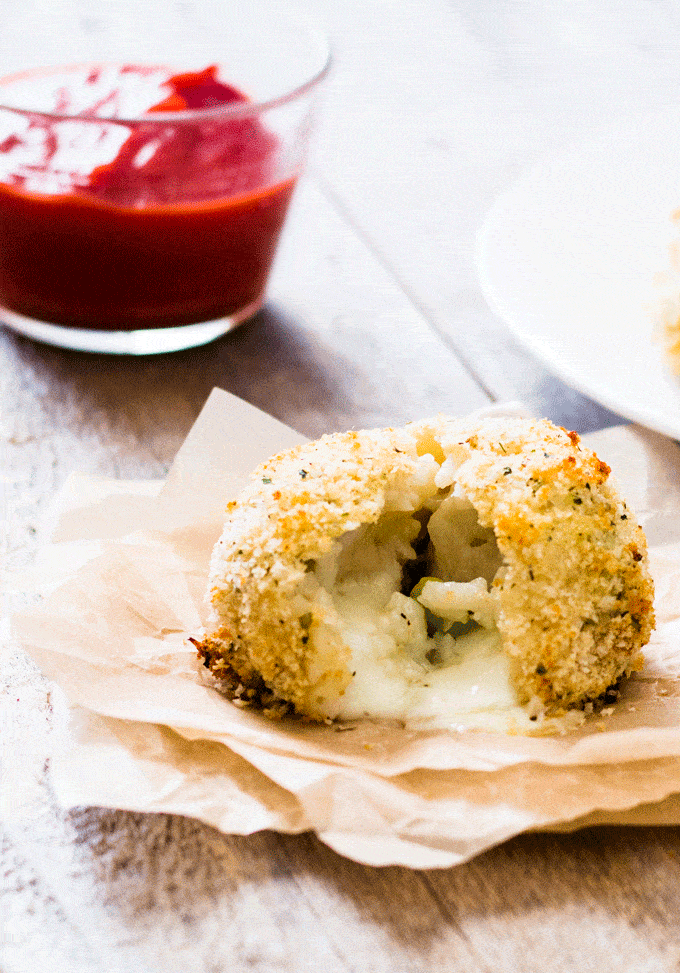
196;416;654;731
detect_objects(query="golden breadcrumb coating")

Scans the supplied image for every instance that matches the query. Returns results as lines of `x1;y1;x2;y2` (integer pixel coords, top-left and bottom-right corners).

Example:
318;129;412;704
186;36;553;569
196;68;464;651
197;416;654;722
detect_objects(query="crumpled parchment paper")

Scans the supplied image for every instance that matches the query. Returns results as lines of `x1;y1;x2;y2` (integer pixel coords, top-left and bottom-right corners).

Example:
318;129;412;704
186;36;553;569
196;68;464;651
10;389;680;868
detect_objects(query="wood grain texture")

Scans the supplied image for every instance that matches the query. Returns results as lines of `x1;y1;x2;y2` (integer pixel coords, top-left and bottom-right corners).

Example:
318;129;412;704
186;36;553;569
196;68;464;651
3;0;680;970
306;0;676;431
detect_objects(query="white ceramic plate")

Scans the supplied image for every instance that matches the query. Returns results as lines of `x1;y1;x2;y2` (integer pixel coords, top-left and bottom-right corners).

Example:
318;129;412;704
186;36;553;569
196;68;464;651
477;107;680;439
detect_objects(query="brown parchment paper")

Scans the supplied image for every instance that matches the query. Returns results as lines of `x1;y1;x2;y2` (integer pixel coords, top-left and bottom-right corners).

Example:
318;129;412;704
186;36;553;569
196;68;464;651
11;388;680;868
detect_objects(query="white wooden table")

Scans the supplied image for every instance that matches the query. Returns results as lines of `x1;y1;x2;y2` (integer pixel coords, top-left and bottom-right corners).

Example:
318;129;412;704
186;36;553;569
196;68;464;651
4;1;680;970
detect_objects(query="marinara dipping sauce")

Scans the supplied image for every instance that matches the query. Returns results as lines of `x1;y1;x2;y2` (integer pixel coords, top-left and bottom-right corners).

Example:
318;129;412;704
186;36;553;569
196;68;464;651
0;62;321;348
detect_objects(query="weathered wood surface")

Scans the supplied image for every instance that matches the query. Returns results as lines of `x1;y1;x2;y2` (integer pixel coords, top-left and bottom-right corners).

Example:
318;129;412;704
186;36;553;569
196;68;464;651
3;0;680;970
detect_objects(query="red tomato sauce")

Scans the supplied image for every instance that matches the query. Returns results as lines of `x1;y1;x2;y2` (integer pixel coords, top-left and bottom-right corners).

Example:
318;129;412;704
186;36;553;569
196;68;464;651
0;66;295;330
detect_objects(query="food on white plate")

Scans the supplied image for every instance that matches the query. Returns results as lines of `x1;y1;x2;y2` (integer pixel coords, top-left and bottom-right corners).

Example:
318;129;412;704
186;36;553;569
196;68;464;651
655;211;680;372
658;298;680;374
195;415;654;730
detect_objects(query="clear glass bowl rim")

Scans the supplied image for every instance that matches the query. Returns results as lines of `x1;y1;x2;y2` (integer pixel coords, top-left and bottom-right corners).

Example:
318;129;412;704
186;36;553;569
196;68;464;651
0;34;331;125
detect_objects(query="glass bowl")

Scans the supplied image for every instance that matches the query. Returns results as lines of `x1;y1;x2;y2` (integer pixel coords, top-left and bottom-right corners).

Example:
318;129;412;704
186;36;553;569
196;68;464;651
0;2;330;353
